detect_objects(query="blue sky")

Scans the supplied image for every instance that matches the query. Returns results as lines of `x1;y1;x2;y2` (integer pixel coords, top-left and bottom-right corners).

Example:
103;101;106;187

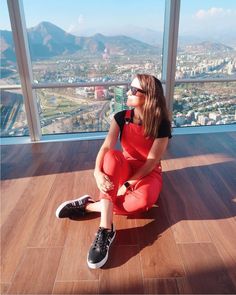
1;0;236;37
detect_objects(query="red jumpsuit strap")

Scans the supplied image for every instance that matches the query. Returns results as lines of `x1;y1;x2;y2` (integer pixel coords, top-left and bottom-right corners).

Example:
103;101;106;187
125;109;132;119
124;109;132;124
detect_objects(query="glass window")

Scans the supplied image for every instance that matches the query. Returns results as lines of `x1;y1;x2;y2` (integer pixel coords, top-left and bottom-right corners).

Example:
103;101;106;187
0;0;21;85
35;84;129;135
0;89;29;136
23;0;165;84
176;0;236;80
0;0;29;137
173;82;236;127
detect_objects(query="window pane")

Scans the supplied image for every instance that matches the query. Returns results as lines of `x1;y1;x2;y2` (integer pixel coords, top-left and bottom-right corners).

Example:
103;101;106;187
176;0;236;80
0;0;29;138
36;85;128;135
0;89;29;136
173;82;236;127
23;0;165;84
0;0;21;85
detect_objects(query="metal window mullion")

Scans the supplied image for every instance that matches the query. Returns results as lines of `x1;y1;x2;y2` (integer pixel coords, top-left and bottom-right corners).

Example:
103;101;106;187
162;0;181;118
2;77;235;92
7;0;41;141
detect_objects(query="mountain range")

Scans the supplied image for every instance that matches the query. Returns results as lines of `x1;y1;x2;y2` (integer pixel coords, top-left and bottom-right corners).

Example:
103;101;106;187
0;21;234;67
0;21;160;66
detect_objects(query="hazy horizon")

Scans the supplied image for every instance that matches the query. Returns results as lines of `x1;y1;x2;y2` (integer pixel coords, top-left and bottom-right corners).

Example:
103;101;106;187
1;0;236;41
1;19;236;48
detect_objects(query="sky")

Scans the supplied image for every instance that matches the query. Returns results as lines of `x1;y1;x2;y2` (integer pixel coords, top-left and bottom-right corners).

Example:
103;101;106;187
1;0;236;37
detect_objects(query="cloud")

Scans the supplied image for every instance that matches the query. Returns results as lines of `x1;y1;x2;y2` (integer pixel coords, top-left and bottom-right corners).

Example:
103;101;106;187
195;7;235;19
67;14;85;34
77;14;85;25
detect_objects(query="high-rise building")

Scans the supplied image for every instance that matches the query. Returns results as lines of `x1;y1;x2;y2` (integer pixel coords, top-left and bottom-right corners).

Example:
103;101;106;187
114;86;129;113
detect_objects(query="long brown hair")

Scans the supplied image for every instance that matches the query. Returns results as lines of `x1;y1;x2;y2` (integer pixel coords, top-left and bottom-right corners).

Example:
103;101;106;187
136;74;171;138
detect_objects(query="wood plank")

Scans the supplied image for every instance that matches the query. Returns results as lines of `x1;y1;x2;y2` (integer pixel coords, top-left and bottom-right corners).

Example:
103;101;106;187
178;242;236;294
55;217;100;281
136;201;185;278
175;277;193;294
1;162;60;283
27;167;76;248
162;157;236;243
194;161;236;216
1;145;29;165
208;132;236;157
113;214;138;246
186;166;233;220
54;169;101;281
1;177;31;226
7;247;62;294
53;281;99;294
72;169;99;199
162;170;212;243
99;245;144;294
1;283;11;295
204;218;236;288
143;278;180;294
1;145;42;180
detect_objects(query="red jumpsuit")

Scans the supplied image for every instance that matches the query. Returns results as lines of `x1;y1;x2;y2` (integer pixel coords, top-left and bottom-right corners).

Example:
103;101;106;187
99;109;162;215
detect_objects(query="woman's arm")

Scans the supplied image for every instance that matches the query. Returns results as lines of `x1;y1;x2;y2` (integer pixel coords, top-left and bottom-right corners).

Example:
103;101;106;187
125;137;169;187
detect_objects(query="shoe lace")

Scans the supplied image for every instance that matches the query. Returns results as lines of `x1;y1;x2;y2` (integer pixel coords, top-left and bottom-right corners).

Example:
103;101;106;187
93;228;110;252
67;201;81;209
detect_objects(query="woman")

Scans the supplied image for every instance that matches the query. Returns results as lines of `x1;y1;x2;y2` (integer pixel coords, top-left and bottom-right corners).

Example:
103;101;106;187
55;74;172;269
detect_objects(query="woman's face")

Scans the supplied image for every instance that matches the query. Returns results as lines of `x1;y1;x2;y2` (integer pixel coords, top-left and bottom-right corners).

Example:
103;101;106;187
126;77;146;108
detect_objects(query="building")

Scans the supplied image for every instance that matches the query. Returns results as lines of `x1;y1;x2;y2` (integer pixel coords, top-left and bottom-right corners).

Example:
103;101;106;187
94;86;108;100
114;86;129;113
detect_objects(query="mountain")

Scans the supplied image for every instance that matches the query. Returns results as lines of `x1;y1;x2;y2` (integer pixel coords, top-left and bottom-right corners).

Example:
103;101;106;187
1;21;234;66
112;26;163;47
0;30;16;66
68;24;236;48
181;41;233;53
1;21;159;64
76;25;164;47
27;21;79;58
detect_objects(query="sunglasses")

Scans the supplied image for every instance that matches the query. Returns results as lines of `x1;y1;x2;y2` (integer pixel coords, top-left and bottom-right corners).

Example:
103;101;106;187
130;86;146;95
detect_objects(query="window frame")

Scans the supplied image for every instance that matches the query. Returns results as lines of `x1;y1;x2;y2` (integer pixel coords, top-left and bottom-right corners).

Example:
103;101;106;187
2;0;235;144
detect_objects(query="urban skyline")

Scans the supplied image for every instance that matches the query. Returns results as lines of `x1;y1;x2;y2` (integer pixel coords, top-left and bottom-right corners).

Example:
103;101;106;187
1;1;235;137
1;33;235;137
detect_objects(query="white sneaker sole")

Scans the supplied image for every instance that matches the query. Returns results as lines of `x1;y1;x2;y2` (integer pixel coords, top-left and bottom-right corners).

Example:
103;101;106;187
55;194;92;219
87;228;116;269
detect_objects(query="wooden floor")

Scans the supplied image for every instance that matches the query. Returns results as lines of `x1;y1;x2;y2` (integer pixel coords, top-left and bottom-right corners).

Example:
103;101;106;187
1;132;236;294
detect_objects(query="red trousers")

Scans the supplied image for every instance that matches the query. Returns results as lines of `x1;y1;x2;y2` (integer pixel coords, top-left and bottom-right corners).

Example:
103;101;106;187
99;149;162;215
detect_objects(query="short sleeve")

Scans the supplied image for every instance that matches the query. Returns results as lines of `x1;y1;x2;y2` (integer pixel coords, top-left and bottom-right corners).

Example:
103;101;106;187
114;110;126;132
157;119;172;138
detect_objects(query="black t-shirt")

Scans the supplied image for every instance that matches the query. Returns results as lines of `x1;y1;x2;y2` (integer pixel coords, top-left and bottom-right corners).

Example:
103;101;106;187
114;109;172;140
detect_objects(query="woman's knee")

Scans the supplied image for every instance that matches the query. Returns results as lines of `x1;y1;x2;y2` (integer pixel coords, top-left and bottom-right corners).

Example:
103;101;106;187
103;149;123;171
125;192;159;213
104;149;123;161
121;194;148;213
136;197;151;212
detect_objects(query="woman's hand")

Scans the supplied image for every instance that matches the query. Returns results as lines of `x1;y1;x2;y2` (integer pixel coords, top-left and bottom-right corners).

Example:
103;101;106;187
94;171;114;194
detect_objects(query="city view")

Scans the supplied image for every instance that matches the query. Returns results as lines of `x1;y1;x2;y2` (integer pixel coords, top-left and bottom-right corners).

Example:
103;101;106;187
1;21;236;137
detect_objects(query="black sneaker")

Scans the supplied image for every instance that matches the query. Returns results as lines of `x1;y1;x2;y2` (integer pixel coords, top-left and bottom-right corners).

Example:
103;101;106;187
87;224;116;269
55;195;95;219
